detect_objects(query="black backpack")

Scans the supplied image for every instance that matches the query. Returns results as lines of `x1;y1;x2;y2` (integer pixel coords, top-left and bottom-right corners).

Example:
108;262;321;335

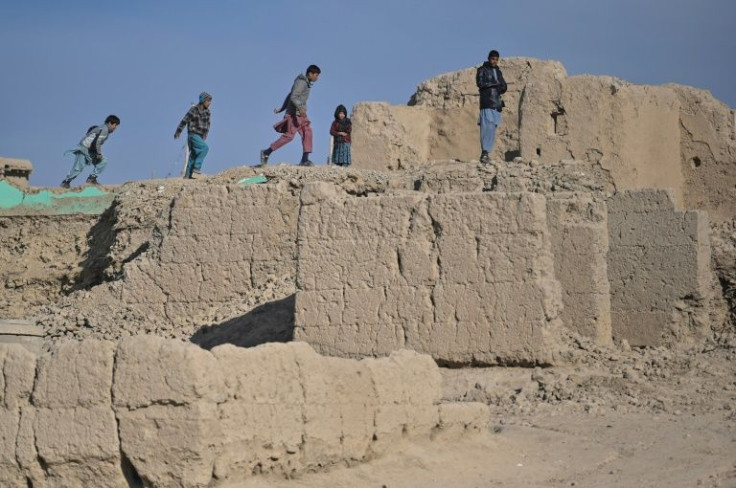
86;125;102;155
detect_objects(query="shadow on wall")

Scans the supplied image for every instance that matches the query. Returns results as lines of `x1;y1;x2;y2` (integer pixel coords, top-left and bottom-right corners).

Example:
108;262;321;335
504;150;521;162
64;203;117;293
190;294;296;350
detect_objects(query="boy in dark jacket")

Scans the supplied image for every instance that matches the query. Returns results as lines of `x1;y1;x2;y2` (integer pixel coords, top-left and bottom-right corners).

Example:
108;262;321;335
476;49;507;163
61;114;120;187
260;65;321;167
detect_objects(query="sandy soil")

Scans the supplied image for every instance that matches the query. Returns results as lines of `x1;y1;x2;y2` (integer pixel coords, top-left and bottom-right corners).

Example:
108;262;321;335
234;336;736;488
236;413;734;488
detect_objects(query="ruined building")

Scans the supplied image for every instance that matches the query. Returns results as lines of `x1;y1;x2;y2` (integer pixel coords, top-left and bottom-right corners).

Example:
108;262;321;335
0;58;734;486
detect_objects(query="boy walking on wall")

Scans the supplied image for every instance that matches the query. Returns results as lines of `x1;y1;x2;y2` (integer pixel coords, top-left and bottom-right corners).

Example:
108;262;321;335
61;114;120;188
260;65;321;167
175;92;212;179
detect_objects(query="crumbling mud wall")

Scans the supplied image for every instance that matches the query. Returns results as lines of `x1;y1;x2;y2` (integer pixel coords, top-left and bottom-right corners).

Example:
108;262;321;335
115;184;299;326
0;157;33;189
711;219;736;329
0;215;99;317
519;76;684;203
1;165;718;355
0;339;489;487
20;181;302;341
351;59;567;171
352;58;736;221
607;190;711;347
294;183;565;366
670;85;736;222
547;194;612;345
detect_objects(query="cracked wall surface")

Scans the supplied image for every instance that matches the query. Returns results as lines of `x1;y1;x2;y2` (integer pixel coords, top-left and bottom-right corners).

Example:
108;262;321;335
16;182;302;340
0;215;99;317
351;57;736;221
1;168;716;356
0;338;488;487
607;190;711;347
294;183;565;366
547;194;612;345
116;184;300;327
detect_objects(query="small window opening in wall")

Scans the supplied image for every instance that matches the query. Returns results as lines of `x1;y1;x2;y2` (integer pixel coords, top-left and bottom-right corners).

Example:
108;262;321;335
552;109;567;135
536;148;541;157
691;156;702;168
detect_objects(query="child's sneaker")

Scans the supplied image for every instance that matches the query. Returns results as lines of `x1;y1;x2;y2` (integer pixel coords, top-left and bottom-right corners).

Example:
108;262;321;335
259;150;269;166
480;152;490;164
60;179;71;189
298;160;314;167
86;175;99;185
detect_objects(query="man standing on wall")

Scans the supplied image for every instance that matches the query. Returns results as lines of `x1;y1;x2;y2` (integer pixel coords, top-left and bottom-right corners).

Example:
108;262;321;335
260;65;321;167
175;92;212;179
476;50;507;164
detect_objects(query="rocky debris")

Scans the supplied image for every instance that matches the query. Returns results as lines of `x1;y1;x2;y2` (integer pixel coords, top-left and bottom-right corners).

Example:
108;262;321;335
711;218;736;328
213;157;616;198
214;164;396;196
36;274;296;348
441;330;736;418
0;214;99;316
478;158;616;195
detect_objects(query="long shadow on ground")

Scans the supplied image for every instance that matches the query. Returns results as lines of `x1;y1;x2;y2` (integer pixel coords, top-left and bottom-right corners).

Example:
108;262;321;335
190;294;295;350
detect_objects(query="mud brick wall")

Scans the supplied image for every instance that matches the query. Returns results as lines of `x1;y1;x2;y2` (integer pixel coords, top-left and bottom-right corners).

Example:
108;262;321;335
0;339;487;487
0;215;98;317
547;194;612;345
607;190;711;346
118;184;300;325
294;183;564;366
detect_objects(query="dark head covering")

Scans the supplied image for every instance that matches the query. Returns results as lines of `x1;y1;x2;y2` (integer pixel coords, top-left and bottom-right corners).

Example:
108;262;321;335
334;104;348;119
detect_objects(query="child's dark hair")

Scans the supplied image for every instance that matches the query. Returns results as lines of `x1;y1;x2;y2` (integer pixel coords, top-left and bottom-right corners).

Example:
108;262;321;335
306;64;321;75
105;115;121;125
334;104;348;119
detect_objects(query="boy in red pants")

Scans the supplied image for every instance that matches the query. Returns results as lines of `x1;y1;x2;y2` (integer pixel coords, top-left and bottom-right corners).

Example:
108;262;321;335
260;65;321;167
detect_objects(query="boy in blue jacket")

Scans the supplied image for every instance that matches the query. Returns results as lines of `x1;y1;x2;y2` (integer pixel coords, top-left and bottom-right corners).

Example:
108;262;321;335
61;115;120;187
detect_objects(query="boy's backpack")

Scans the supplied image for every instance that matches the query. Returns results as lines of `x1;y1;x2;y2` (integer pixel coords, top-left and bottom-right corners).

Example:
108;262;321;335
86;125;102;155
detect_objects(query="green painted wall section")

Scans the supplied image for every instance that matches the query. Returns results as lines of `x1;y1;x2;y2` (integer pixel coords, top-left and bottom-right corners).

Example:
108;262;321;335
237;175;268;185
0;180;114;215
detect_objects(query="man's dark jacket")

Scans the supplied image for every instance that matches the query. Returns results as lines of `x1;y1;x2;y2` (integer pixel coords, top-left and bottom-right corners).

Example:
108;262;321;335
476;62;507;111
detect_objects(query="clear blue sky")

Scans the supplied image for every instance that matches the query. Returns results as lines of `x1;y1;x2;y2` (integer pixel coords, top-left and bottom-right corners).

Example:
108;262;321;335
2;0;734;187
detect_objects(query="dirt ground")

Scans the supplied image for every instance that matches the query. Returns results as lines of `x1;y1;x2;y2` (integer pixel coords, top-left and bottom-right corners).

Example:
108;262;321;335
235;334;736;488
237;413;734;488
